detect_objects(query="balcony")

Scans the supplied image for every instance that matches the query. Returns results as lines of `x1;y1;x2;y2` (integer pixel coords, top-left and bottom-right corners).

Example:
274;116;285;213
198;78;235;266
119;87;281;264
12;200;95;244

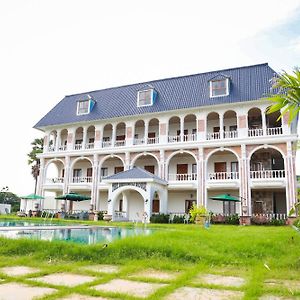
115;140;125;147
207;171;239;189
208;172;239;180
168;173;197;181
266;127;283;136
85;142;94;149
250;170;285;179
46;177;64;184
206;132;220;140
168;135;181;143
72;177;93;183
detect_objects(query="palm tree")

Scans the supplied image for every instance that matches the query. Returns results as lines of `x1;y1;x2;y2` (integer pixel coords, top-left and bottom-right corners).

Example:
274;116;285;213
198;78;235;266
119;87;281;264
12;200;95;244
27;138;44;194
265;67;300;123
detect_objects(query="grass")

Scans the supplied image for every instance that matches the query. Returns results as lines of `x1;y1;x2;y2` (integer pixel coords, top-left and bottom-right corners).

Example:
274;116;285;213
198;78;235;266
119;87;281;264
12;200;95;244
0;216;299;299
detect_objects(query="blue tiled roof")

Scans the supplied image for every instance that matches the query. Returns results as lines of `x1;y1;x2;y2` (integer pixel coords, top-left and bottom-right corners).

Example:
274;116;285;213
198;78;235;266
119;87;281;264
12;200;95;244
34;63;275;129
103;167;166;182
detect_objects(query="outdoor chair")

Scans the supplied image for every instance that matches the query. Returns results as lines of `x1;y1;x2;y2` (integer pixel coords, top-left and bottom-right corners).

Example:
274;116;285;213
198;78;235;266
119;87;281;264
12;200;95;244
184;214;190;224
168;214;175;223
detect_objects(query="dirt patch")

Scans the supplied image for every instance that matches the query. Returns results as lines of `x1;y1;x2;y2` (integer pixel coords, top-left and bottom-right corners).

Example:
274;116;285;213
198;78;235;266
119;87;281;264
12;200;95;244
165;287;243;300
0;282;56;300
193;273;245;287
0;266;40;277
80;264;120;274
93;279;167;298
31;273;95;287
129;269;180;281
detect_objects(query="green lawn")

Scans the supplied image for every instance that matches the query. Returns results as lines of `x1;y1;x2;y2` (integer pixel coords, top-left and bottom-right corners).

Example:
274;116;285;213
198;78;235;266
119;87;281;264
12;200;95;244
0;217;299;299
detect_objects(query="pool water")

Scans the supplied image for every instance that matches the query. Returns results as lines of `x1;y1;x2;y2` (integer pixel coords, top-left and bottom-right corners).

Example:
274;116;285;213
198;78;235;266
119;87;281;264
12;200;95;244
0;227;152;245
0;220;65;227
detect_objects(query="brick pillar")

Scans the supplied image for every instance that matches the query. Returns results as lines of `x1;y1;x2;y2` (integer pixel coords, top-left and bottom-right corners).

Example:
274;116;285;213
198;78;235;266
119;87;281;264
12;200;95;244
282;111;290;135
126;125;133;146
197;118;206;141
67;130;74;151
159;122;167;144
238;115;248;138
94;125;103;149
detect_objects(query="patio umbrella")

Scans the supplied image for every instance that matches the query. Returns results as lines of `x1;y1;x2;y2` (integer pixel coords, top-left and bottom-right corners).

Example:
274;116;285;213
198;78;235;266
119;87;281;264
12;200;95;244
55;192;91;201
210;194;241;202
19;194;45;212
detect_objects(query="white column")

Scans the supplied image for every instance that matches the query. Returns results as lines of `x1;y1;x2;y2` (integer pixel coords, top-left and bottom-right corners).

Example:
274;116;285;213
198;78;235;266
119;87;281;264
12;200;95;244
91;154;98;210
43;134;49;153
159;149;165;179
197;147;204;207
37;158;45;210
180;116;184;142
241;144;251;216
219;113;224;139
94;125;103;149
55;130;61;152
262;109;267;135
67;128;75;151
125;152;130;170
112;124;116;147
82;127;87;149
144;120;149;144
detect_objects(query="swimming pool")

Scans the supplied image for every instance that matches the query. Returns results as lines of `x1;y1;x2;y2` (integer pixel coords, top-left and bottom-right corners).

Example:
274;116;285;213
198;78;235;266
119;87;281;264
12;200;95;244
0;226;152;245
0;220;66;227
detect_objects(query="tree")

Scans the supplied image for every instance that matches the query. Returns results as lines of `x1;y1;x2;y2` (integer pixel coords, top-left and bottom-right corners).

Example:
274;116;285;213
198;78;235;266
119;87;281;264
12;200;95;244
27;138;44;194
265;67;300;123
0;187;20;212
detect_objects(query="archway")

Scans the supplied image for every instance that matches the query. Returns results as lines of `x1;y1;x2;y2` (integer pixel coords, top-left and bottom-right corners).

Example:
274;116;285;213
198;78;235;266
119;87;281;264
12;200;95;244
168;116;180;142
265;108;282;135
59;129;68;151
148;118;159;144
184;114;197;141
132;153;159;175
168;151;197;181
71;158;93;183
86;126;95;149
206;112;220;140
103;124;113;147
74;127;84;150
99;155;125;179
45;159;65;184
48;130;57;151
115;122;126;147
223;110;237;138
134;120;145;145
248;108;262;136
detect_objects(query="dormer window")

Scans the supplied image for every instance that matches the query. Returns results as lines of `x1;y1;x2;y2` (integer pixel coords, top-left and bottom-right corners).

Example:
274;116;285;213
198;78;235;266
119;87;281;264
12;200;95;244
76;96;96;116
210;78;229;97
137;89;153;107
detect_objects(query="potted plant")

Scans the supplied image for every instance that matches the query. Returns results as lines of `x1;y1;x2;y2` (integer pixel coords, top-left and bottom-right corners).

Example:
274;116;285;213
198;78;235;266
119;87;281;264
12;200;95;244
189;204;208;225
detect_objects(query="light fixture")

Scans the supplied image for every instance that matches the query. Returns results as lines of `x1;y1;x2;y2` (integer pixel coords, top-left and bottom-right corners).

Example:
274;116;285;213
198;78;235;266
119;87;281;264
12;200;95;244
190;194;193;198
108;199;111;203
145;199;149;203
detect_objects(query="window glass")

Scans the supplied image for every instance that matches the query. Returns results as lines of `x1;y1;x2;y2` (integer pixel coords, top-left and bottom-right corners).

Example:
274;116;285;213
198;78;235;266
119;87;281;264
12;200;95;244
101;168;108;177
77;100;89;115
138;90;152;106
211;79;228;97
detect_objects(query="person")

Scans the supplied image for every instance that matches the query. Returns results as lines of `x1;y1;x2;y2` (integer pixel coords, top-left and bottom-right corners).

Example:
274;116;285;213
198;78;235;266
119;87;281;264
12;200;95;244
28;210;32;217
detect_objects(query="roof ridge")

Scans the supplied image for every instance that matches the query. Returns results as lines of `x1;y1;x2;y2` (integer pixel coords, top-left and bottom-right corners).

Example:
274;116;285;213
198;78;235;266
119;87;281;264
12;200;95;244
64;63;269;98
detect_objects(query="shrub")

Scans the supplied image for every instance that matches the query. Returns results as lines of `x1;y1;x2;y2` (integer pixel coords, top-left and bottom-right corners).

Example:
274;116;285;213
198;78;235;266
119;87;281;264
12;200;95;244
150;213;170;223
225;214;240;225
172;215;185;223
251;215;286;226
189;205;208;223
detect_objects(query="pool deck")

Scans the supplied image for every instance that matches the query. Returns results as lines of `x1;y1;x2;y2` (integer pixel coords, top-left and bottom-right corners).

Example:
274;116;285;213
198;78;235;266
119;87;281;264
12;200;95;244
0;225;112;231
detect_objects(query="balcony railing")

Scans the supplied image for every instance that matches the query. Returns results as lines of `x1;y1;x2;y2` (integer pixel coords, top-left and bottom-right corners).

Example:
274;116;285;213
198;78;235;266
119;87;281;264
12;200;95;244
168;173;197;181
208;172;239;180
250;170;285;179
168;135;181;143
85;143;94;149
72;176;93;183
207;132;220;140
74;143;83;150
266;127;283;136
147;137;159;144
46;177;64;184
58;145;67;151
134;138;145;145
223;130;238;139
115;140;125;147
102;141;112;148
183;133;197;142
248;128;263;137
251;213;287;220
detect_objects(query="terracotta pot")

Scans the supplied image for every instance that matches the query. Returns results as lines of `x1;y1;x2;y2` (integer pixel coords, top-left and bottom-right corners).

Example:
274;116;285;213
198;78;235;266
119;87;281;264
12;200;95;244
103;214;112;222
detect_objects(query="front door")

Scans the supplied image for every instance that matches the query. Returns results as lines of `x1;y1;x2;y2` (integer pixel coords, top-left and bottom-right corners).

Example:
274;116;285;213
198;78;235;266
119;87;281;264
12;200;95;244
145;165;155;174
214;162;226;173
114;166;124;174
152;199;160;213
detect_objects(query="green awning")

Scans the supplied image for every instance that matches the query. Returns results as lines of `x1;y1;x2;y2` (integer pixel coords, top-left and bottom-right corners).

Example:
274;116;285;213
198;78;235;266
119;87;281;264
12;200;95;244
20;194;45;200
55;192;91;202
210;194;241;202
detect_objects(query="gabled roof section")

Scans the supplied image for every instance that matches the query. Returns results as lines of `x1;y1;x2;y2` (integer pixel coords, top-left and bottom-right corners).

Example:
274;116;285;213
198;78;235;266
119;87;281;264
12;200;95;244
103;167;167;184
208;74;231;81
34;63;276;129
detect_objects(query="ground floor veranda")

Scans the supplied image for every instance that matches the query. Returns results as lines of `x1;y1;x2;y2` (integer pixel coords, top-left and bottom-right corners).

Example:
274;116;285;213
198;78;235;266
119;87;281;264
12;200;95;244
22;186;288;222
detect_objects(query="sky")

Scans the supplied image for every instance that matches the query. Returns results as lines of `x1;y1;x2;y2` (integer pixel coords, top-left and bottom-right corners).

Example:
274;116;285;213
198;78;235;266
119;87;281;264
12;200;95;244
0;0;300;196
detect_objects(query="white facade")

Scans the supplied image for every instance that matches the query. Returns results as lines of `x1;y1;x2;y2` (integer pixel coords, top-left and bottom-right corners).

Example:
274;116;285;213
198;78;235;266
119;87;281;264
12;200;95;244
36;95;298;221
